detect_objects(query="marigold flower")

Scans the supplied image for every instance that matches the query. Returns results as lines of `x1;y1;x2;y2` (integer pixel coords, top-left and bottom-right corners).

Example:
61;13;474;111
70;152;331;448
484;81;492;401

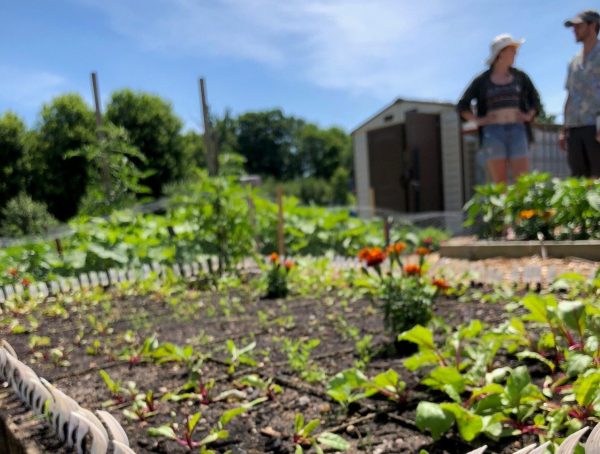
416;247;430;256
422;237;433;246
21;278;31;287
358;247;371;261
404;264;421;276
392;242;407;254
269;252;279;264
8;268;18;277
365;247;385;267
284;259;294;270
519;209;536;220
432;278;450;290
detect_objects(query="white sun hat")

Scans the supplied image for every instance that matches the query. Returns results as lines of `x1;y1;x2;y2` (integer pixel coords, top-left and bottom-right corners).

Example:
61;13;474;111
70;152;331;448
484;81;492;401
485;33;525;65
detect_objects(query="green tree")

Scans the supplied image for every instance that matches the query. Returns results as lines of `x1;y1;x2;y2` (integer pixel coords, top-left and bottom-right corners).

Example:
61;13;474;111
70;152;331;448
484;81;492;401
235;109;304;179
29;94;96;221
180;130;206;172
70;124;151;216
297;125;351;179
0;112;30;211
106;89;185;197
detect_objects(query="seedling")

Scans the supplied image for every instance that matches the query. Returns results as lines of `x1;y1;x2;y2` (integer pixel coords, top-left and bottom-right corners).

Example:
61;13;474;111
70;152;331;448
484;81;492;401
292;413;350;453
225;340;257;375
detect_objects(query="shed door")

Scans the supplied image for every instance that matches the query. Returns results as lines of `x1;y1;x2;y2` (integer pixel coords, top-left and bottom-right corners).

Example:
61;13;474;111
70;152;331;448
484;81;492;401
405;112;444;212
367;124;407;213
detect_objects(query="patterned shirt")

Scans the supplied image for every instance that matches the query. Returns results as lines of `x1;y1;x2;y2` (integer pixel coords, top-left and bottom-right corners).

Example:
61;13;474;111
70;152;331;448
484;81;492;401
565;40;600;127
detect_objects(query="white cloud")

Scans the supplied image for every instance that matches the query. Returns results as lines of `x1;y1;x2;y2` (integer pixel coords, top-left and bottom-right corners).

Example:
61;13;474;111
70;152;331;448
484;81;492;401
73;0;476;99
0;66;67;109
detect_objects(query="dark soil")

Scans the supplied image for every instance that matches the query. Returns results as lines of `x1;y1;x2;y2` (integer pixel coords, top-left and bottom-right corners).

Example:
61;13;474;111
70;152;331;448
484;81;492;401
0;278;554;453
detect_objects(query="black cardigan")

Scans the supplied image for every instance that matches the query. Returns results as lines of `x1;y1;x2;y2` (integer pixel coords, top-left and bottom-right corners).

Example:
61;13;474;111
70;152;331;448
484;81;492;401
456;67;541;143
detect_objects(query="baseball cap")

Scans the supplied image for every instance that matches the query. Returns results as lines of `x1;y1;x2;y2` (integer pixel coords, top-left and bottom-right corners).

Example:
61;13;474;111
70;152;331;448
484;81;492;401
564;9;600;27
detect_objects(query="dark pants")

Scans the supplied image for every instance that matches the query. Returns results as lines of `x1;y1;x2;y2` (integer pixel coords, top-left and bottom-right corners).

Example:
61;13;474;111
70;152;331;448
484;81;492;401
567;126;600;178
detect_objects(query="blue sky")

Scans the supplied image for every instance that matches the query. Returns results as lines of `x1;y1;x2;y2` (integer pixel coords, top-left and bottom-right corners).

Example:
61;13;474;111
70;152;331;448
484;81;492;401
0;1;595;133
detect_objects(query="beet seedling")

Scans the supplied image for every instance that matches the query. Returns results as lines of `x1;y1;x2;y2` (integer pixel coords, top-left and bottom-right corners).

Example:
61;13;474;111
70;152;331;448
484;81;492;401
292;413;350;453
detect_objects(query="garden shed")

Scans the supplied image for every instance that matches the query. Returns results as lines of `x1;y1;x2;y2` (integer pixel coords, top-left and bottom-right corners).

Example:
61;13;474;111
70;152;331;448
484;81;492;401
352;99;569;220
351;98;463;218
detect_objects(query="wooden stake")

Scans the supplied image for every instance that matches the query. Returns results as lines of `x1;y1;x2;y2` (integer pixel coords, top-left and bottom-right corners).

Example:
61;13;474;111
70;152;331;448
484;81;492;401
199;78;218;176
277;185;285;257
90;72;110;197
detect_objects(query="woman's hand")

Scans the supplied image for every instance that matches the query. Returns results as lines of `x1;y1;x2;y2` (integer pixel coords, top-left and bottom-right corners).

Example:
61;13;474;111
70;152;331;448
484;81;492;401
518;110;536;123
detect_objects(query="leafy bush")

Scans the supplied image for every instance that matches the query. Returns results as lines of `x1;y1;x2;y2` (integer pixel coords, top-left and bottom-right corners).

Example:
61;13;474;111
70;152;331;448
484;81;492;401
464;174;600;240
463;182;507;239
0;193;58;237
71;124;152;216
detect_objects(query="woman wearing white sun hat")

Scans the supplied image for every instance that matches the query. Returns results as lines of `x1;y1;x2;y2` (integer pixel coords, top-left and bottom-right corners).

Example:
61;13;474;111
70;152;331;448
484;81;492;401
457;34;541;184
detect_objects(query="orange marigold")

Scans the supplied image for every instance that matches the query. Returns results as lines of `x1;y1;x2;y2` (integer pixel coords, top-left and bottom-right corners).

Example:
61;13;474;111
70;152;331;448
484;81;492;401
21;278;31;287
358;247;371;261
416;247;430;256
284;259;294;270
269;252;279;264
404;264;421;276
432;278;450;290
393;242;407;254
8;267;18;277
519;209;536;220
365;247;385;267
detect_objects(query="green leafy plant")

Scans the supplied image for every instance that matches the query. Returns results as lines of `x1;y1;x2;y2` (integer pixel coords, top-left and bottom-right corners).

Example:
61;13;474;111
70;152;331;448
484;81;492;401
463;182;507;239
292;413;350;453
264;252;294;299
280;337;326;383
358;241;449;338
225;340;257;375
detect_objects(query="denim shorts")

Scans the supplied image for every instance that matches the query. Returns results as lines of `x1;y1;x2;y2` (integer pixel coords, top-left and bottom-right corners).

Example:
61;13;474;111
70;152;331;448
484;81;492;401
480;123;528;161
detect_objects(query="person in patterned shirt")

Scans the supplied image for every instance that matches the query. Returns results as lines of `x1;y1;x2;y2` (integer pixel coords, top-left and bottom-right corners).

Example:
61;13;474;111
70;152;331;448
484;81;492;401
560;9;600;177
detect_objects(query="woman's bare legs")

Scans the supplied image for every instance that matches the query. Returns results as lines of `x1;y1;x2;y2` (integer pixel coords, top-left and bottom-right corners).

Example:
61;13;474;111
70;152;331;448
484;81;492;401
509;156;529;180
487;158;509;183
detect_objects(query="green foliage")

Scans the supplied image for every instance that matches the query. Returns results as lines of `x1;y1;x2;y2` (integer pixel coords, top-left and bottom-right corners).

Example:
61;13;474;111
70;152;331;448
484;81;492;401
29;94;96;220
0;112;29;211
71;124;152;216
235;109;304;179
167;169;255;267
296;124;351;180
265;254;292;298
330;166;351;205
382;275;436;336
0;193;58;237
463;181;507;239
464;173;600;240
293;413;350;453
106;89;184;197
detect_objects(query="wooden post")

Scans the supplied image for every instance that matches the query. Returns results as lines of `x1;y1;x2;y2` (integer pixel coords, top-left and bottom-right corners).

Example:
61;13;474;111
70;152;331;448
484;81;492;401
54;238;63;258
90;72;110;197
199;78;218;176
384;216;392;247
276;185;285;257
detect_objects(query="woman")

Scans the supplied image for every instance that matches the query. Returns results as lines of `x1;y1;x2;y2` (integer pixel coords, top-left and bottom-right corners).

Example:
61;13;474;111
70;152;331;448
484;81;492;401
457;34;541;183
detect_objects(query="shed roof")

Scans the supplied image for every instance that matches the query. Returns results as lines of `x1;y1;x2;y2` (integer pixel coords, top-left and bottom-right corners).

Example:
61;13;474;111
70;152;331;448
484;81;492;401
350;97;456;135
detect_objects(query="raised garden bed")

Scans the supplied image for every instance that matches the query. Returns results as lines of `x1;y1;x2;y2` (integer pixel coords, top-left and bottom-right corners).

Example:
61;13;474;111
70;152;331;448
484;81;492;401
0;255;599;453
439;237;600;261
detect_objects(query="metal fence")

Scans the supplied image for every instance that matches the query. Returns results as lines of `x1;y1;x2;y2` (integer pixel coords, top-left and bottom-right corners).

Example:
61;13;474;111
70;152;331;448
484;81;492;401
462;124;570;201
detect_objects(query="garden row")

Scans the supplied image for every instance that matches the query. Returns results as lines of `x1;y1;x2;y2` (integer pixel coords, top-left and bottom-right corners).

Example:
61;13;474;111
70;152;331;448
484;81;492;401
1;252;600;453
